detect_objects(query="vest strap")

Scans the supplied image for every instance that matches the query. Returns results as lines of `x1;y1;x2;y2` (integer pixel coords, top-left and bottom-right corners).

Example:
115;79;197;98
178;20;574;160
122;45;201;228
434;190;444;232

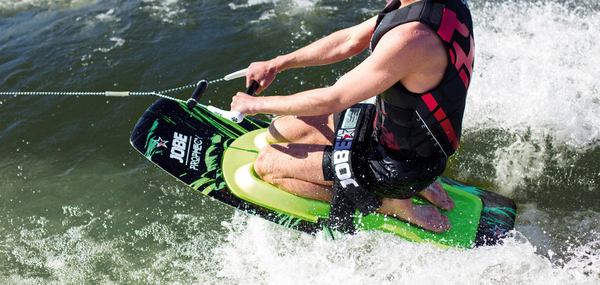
371;0;444;50
326;104;381;233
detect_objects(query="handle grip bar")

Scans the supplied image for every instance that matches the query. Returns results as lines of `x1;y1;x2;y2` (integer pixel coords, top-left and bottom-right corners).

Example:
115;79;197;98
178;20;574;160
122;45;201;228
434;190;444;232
229;80;260;123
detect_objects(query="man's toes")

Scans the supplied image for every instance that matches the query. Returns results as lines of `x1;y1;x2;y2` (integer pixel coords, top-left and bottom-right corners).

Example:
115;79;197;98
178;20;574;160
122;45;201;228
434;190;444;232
419;182;455;211
379;198;451;233
413;205;451;233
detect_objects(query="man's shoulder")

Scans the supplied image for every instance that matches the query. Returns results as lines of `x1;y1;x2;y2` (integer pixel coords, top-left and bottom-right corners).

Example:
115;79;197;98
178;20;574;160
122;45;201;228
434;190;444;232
376;22;446;63
381;21;442;49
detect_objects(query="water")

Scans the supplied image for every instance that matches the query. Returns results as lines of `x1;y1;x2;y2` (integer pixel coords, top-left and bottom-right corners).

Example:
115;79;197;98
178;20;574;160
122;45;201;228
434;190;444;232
1;0;599;283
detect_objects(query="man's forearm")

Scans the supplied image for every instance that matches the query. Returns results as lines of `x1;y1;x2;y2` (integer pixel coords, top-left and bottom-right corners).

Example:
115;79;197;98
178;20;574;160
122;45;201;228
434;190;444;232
255;87;348;117
271;17;376;73
273;30;363;72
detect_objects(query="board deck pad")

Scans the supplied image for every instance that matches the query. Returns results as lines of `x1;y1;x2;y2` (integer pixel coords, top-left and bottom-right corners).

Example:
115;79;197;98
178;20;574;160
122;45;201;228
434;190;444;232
224;130;485;247
131;99;516;248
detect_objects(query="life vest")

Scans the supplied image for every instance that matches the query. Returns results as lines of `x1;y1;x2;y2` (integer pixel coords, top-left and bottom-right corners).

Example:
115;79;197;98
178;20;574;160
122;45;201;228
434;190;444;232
370;0;475;158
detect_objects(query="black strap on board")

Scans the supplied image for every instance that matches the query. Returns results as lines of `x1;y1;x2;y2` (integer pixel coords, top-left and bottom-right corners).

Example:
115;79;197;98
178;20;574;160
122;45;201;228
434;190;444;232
326;103;381;233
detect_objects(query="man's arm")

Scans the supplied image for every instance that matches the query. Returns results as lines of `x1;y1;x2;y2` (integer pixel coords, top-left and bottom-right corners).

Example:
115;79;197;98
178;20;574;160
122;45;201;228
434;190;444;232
273;16;377;71
233;23;437;116
246;16;377;91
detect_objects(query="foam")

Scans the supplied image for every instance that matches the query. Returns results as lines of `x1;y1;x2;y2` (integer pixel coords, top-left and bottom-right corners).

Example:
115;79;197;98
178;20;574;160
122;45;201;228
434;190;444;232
467;0;600;149
80;37;126;67
0;205;222;284
492;133;550;194
141;0;187;25
1;202;598;283
229;0;276;10
93;37;125;53
228;0;333;18
94;8;117;22
213;214;600;284
446;0;600;192
0;0;95;15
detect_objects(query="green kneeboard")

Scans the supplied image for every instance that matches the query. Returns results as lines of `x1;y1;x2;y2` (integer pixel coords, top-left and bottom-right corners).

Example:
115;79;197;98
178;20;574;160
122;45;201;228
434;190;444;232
223;129;482;248
130;99;515;248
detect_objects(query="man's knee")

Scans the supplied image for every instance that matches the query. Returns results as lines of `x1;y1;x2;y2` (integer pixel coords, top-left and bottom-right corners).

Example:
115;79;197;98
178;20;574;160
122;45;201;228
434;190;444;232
267;115;332;144
254;145;277;182
267;116;295;143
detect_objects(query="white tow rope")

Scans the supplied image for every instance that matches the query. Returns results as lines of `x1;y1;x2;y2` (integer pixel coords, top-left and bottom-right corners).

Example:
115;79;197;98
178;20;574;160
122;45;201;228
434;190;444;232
0;68;248;100
0;69;250;122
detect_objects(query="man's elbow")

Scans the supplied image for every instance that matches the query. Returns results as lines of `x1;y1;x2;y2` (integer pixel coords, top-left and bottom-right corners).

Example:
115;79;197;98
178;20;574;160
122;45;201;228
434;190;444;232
341;28;369;56
325;94;350;114
344;39;368;56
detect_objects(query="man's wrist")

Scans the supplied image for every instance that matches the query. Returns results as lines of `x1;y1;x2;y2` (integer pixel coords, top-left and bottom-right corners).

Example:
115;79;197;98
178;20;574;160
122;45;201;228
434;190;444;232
272;55;293;73
253;96;267;115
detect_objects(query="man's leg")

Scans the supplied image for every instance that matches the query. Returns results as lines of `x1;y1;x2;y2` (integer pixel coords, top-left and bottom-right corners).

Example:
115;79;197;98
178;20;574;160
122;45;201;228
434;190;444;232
267;115;334;144
266;115;454;210
254;143;450;233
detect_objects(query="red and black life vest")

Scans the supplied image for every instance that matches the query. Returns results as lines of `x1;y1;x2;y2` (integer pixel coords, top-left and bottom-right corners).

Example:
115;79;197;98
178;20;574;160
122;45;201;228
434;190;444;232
371;0;475;158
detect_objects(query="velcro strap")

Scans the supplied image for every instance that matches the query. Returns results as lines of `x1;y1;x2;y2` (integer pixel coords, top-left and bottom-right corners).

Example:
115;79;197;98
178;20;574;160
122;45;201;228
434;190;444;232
326;104;380;233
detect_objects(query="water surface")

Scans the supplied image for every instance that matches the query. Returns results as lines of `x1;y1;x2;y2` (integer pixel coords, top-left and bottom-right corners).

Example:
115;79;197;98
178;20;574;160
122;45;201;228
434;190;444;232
1;0;599;283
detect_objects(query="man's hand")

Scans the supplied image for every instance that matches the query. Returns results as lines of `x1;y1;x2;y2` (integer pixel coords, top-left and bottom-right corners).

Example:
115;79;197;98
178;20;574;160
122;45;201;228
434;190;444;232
246;60;278;94
231;92;260;115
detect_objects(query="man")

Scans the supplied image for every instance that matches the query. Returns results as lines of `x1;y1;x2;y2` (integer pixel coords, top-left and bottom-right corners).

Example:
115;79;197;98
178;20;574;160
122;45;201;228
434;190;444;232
231;0;474;232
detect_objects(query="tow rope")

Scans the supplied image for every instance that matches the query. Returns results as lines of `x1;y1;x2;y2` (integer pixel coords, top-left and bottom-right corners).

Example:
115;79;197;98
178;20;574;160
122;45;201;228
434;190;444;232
1;81;206;101
0;69;257;123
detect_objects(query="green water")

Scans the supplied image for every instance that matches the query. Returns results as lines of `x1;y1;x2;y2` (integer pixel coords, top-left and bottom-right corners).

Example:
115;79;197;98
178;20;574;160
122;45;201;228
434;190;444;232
1;0;599;283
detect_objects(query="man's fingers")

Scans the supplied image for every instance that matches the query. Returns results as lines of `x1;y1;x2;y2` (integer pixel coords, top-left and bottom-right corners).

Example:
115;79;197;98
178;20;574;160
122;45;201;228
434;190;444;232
246;74;255;89
257;80;267;94
418;181;454;211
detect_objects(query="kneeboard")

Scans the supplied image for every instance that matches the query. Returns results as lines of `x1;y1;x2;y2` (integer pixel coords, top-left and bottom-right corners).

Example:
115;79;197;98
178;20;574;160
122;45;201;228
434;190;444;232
130;98;516;248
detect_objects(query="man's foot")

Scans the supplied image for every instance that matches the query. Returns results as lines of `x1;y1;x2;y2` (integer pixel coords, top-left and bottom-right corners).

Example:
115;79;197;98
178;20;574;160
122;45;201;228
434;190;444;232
418;181;454;211
378;198;450;233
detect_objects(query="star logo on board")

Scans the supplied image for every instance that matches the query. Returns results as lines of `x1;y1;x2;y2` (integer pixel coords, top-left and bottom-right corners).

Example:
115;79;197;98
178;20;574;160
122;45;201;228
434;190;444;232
154;137;169;148
338;129;355;140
